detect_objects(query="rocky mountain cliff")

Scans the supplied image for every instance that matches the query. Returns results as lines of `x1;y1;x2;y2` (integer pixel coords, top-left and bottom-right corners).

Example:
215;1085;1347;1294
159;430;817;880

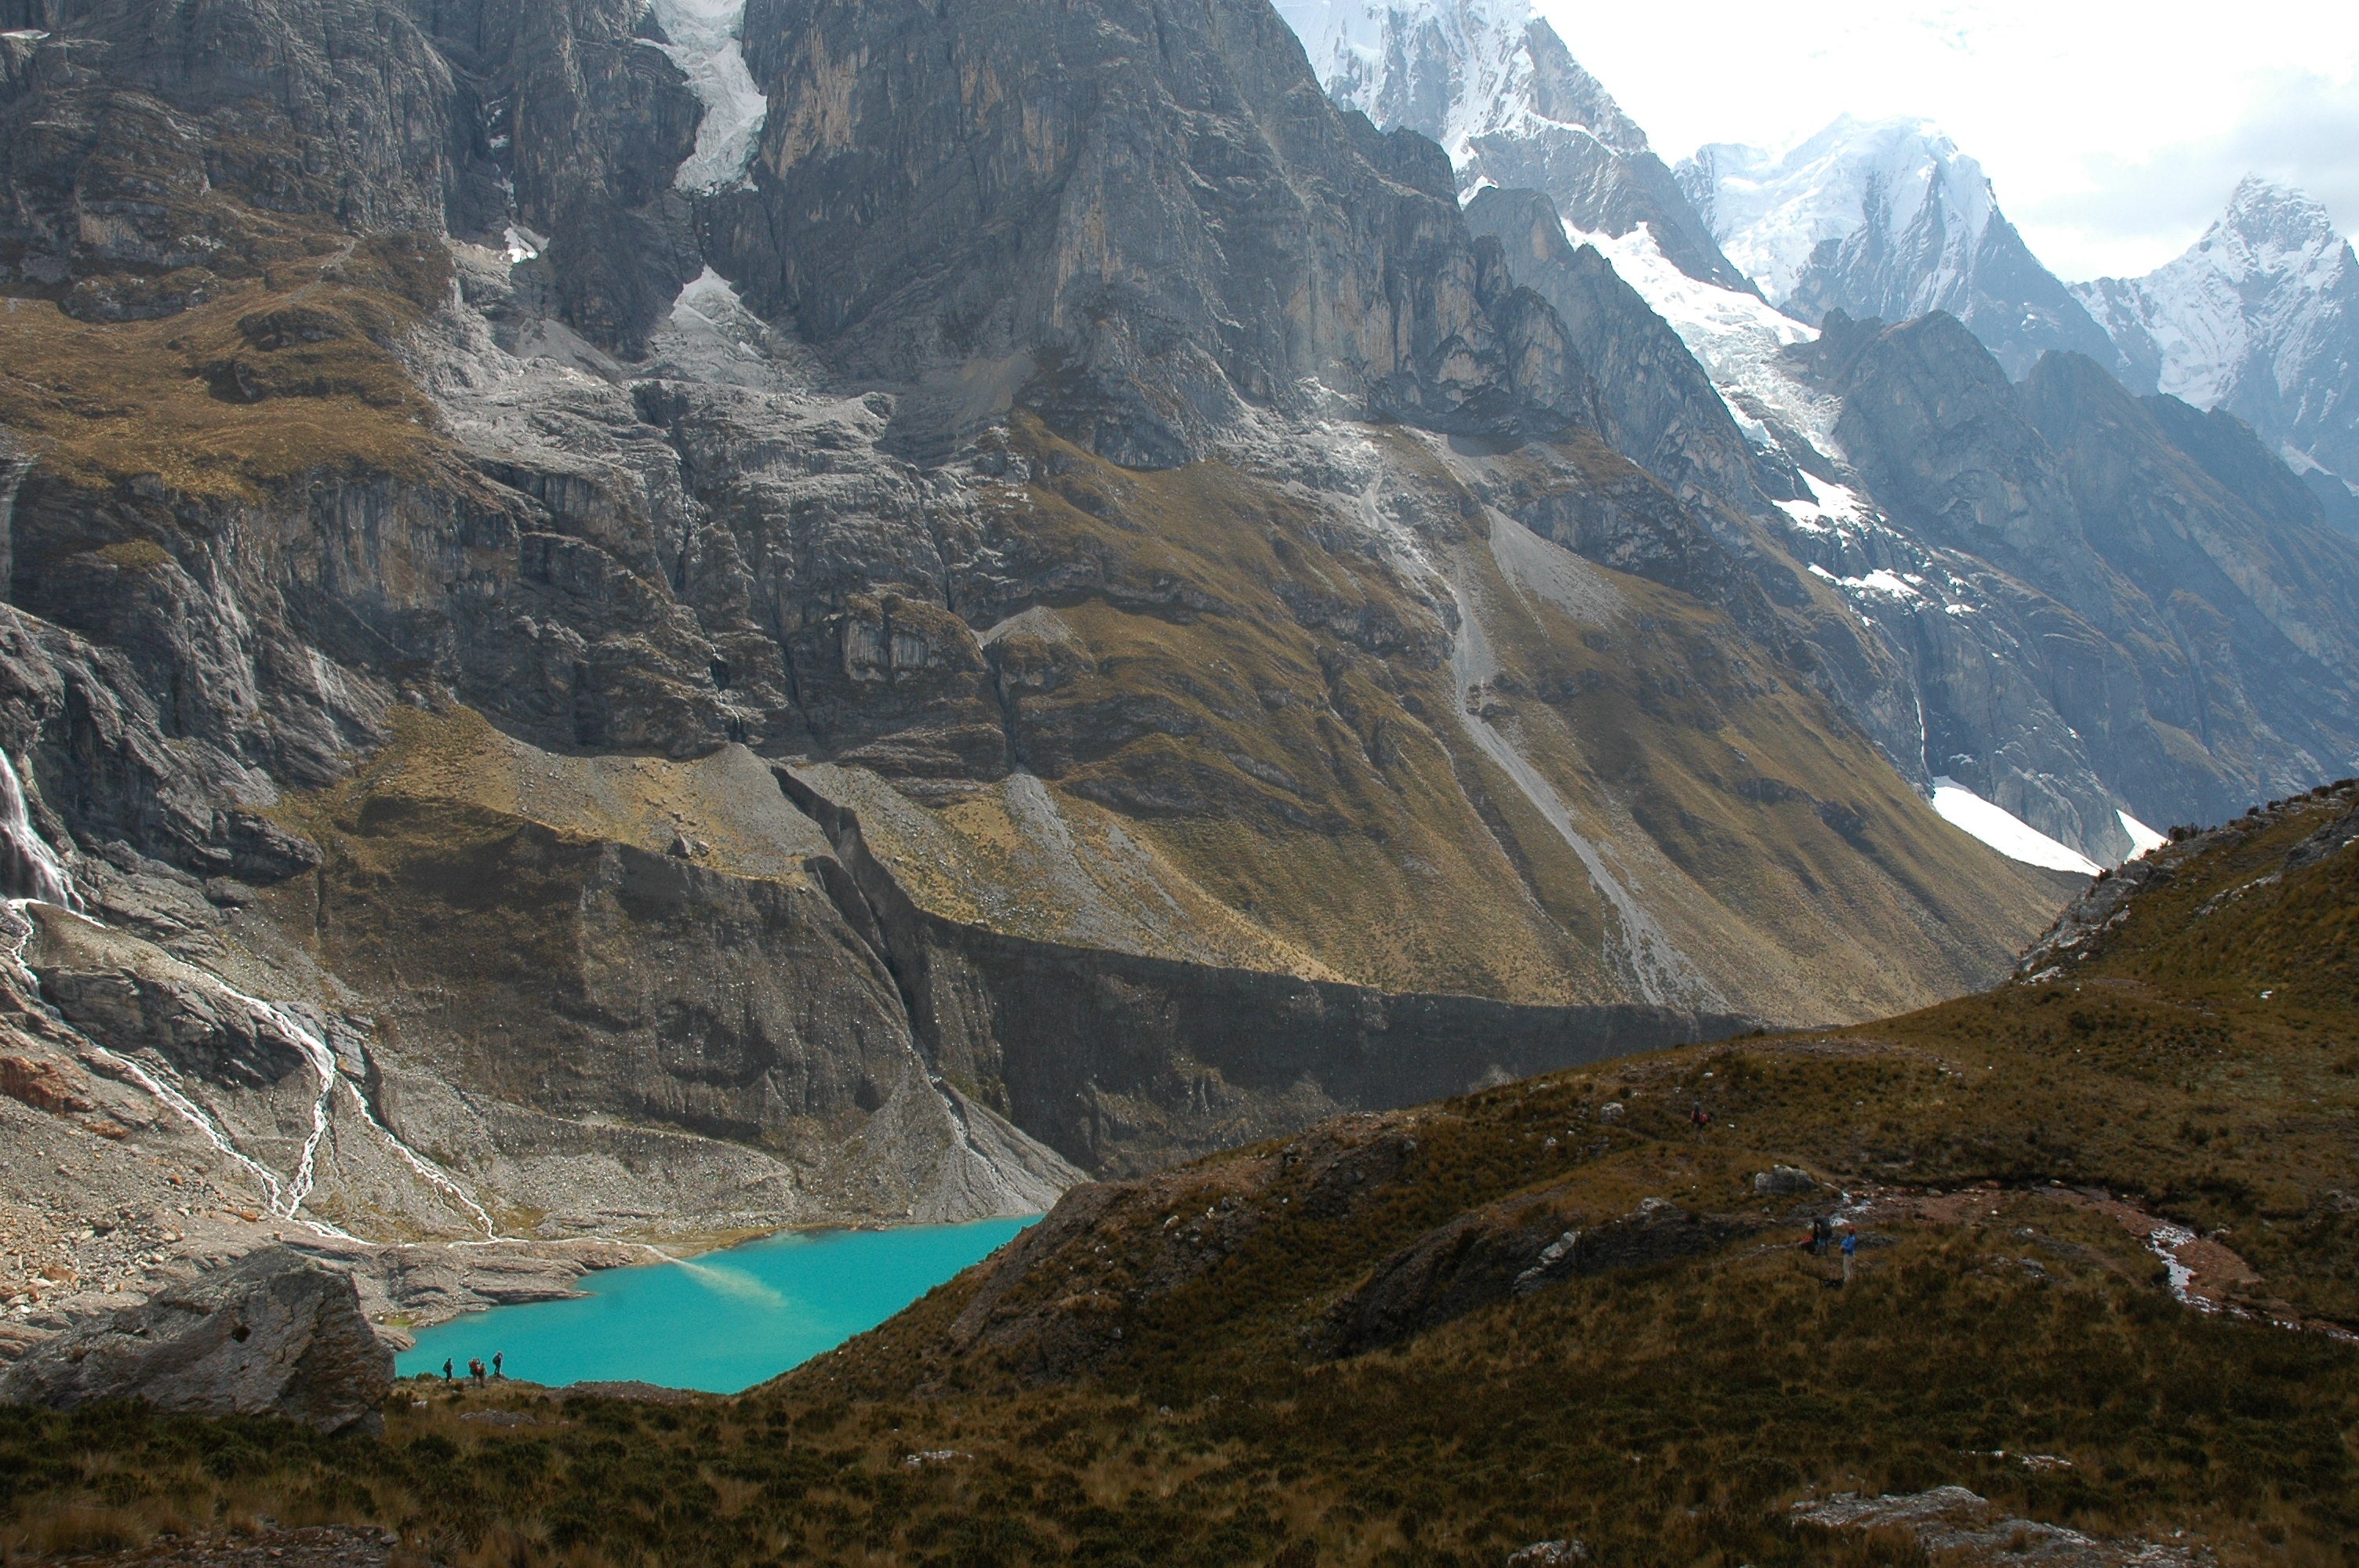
1467;198;2359;865
1676;116;2125;380
2075;178;2359;511
0;0;2085;1314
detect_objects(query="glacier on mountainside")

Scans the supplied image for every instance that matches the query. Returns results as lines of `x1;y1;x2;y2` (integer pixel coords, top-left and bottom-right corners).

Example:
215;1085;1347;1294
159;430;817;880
1561;219;1834;454
2074;178;2359;484
645;0;767;193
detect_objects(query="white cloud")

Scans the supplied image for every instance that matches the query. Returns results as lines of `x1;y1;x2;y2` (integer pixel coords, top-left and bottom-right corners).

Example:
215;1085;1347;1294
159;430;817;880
1535;0;2359;279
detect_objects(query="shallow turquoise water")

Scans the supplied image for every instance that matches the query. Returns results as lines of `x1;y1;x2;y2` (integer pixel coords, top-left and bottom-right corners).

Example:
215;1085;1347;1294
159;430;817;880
396;1218;1034;1394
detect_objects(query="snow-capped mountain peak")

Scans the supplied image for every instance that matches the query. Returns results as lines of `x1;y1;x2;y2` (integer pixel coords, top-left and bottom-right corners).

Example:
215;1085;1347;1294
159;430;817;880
1677;113;2120;378
1275;0;1754;291
1276;0;1637;169
2215;176;2344;257
1677;116;1994;308
2074;177;2359;482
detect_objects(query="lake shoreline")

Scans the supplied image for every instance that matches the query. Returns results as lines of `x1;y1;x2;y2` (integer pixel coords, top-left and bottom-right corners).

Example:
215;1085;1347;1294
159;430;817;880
389;1215;1038;1394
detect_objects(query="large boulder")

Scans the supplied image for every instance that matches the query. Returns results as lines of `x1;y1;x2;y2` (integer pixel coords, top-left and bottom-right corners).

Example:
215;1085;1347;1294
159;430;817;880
0;1247;393;1433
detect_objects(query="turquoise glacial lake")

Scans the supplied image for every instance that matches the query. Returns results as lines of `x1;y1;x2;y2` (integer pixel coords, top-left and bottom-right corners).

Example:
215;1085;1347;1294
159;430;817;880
396;1217;1035;1394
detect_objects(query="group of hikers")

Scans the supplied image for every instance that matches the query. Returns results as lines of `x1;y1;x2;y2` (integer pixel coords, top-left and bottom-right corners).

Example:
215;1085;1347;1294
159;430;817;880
441;1351;504;1385
1686;1101;1863;1283
1687;1100;1863;1283
1806;1214;1859;1282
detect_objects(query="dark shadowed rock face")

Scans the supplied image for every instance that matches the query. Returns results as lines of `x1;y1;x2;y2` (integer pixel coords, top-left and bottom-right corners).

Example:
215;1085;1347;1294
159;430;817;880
1787;310;2359;833
0;0;700;354
712;0;1587;465
0;1247;392;1432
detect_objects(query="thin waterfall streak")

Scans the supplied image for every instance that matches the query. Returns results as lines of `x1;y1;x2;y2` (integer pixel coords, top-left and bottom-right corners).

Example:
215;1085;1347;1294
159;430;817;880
84;1045;352;1239
0;750;75;910
9;895;678;1265
338;1077;503;1240
194;976;353;1221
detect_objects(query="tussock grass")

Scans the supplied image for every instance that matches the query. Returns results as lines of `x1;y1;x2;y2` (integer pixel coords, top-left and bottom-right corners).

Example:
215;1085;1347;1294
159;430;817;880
0;234;449;503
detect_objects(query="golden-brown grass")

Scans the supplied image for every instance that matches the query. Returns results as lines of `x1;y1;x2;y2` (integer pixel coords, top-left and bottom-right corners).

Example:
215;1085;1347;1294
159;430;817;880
0;236;449;503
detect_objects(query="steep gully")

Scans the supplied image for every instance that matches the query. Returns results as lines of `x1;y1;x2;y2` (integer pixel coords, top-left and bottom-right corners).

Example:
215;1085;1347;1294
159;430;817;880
1447;564;1719;1011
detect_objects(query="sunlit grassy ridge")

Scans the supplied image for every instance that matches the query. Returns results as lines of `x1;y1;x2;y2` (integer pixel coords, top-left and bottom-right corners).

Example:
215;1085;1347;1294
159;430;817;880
5;789;2354;1565
842;415;2070;1021
0;234;449;503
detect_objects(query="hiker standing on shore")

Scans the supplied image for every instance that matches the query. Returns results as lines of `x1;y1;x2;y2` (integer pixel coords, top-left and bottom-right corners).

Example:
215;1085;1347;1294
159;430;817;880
469;1357;485;1386
442;1359;453;1382
493;1352;503;1379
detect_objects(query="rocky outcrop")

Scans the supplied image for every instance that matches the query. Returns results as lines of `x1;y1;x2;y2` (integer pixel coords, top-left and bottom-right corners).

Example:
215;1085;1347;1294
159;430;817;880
1312;1188;1757;1357
0;0;700;355
0;1246;392;1433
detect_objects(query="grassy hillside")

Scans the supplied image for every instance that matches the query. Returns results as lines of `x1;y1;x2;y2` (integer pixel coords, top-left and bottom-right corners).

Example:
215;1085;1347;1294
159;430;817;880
5;787;2356;1566
840;415;2071;1022
0;234;451;502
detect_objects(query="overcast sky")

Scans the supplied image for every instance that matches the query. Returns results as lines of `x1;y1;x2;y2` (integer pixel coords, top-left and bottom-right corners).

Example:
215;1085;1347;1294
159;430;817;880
1534;0;2359;281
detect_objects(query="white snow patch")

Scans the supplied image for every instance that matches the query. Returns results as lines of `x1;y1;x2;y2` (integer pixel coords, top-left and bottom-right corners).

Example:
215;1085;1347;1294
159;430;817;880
1930;777;2101;876
647;0;767;193
502;224;546;265
1804;559;1926;604
2146;1222;2208;1311
1775;473;1870;535
2117;810;2168;860
1847;569;1922;601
